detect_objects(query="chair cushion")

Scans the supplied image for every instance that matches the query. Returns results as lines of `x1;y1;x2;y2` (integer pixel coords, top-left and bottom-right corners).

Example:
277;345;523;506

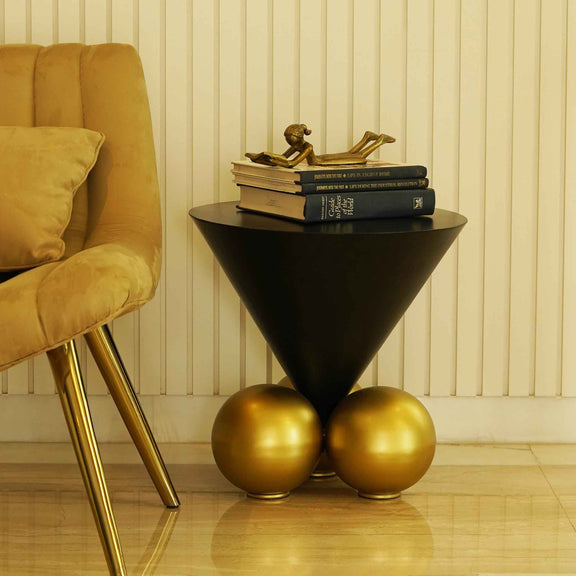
0;243;155;370
0;126;104;271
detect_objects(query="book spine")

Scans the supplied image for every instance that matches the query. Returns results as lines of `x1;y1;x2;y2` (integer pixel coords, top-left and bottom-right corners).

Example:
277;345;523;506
301;178;429;193
304;189;435;222
299;165;427;183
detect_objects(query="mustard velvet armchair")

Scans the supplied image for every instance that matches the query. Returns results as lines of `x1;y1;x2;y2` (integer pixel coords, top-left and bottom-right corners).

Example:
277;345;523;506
0;44;179;575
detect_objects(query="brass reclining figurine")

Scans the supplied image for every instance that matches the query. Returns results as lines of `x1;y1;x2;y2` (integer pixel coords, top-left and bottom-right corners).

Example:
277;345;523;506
246;123;396;167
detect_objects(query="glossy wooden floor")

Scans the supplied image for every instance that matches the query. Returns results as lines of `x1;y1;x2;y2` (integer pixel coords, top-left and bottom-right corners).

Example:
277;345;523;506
2;444;576;575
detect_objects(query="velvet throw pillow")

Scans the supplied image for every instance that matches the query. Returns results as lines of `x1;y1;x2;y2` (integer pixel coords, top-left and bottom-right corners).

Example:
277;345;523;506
0;126;105;271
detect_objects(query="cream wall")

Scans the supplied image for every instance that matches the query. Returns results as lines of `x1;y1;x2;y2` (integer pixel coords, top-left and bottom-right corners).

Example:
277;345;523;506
1;0;575;442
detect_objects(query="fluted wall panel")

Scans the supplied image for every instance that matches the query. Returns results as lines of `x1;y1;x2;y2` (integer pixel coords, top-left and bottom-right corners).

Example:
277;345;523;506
1;0;574;426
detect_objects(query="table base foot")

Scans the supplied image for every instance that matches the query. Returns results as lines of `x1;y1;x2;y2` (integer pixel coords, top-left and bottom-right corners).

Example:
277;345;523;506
310;451;337;479
358;491;401;501
310;469;337;479
247;492;290;501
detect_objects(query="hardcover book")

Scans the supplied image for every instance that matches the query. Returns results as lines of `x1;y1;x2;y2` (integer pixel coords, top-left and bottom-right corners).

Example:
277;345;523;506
237;185;435;223
232;171;429;194
232;159;427;184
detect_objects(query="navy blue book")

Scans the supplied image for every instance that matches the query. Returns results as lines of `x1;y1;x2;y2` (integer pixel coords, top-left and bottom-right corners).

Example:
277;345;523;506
237;185;435;223
232;159;427;184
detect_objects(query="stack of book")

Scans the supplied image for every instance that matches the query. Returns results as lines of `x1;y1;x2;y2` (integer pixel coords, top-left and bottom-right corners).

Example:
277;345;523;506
232;159;434;223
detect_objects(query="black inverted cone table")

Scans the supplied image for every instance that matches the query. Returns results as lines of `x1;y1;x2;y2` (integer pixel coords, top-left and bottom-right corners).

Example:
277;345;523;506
190;202;466;424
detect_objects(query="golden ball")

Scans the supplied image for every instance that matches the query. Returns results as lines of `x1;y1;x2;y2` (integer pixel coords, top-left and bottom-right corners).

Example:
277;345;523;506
326;386;436;499
212;384;322;499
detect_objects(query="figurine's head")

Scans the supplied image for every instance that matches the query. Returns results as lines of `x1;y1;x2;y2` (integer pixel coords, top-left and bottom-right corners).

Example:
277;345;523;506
284;124;312;146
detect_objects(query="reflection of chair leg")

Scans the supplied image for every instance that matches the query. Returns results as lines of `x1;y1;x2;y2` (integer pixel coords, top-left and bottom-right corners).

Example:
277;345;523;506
47;341;127;576
135;509;180;576
85;325;180;509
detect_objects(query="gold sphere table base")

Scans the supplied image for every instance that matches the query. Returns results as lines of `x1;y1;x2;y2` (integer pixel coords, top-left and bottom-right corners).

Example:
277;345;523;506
326;387;437;497
190;203;466;498
277;376;361;480
211;384;322;499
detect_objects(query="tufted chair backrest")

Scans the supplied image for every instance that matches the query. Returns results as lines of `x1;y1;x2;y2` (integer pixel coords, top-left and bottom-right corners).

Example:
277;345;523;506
0;43;161;280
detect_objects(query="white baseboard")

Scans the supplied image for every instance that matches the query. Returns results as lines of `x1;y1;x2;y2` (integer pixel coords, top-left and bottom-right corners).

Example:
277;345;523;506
0;394;575;443
420;396;576;443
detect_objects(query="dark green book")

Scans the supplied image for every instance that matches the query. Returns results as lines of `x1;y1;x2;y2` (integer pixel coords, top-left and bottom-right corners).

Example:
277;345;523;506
237;185;435;223
301;178;428;193
232;171;429;194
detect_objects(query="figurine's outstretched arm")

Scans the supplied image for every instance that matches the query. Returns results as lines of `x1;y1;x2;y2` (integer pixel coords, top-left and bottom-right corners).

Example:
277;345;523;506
282;146;297;158
246;144;313;168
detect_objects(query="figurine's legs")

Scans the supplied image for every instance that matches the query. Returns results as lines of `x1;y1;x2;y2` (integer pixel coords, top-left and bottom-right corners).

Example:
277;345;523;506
349;131;396;157
348;131;381;154
359;134;392;158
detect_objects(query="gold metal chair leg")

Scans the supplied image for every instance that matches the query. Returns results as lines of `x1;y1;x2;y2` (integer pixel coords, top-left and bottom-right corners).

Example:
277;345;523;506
47;341;127;576
85;325;180;508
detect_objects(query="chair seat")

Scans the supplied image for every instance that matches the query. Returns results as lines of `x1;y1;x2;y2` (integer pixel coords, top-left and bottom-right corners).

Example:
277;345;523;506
0;242;155;370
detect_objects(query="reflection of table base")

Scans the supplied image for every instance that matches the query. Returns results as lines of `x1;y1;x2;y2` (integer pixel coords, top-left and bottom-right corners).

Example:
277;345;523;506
211;495;434;575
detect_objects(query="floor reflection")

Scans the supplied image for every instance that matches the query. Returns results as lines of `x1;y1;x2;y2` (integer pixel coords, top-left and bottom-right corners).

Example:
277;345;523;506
0;485;182;575
211;489;434;575
3;462;576;574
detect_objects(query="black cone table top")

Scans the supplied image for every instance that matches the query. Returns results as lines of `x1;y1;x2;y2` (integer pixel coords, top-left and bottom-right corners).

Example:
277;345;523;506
190;202;466;424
